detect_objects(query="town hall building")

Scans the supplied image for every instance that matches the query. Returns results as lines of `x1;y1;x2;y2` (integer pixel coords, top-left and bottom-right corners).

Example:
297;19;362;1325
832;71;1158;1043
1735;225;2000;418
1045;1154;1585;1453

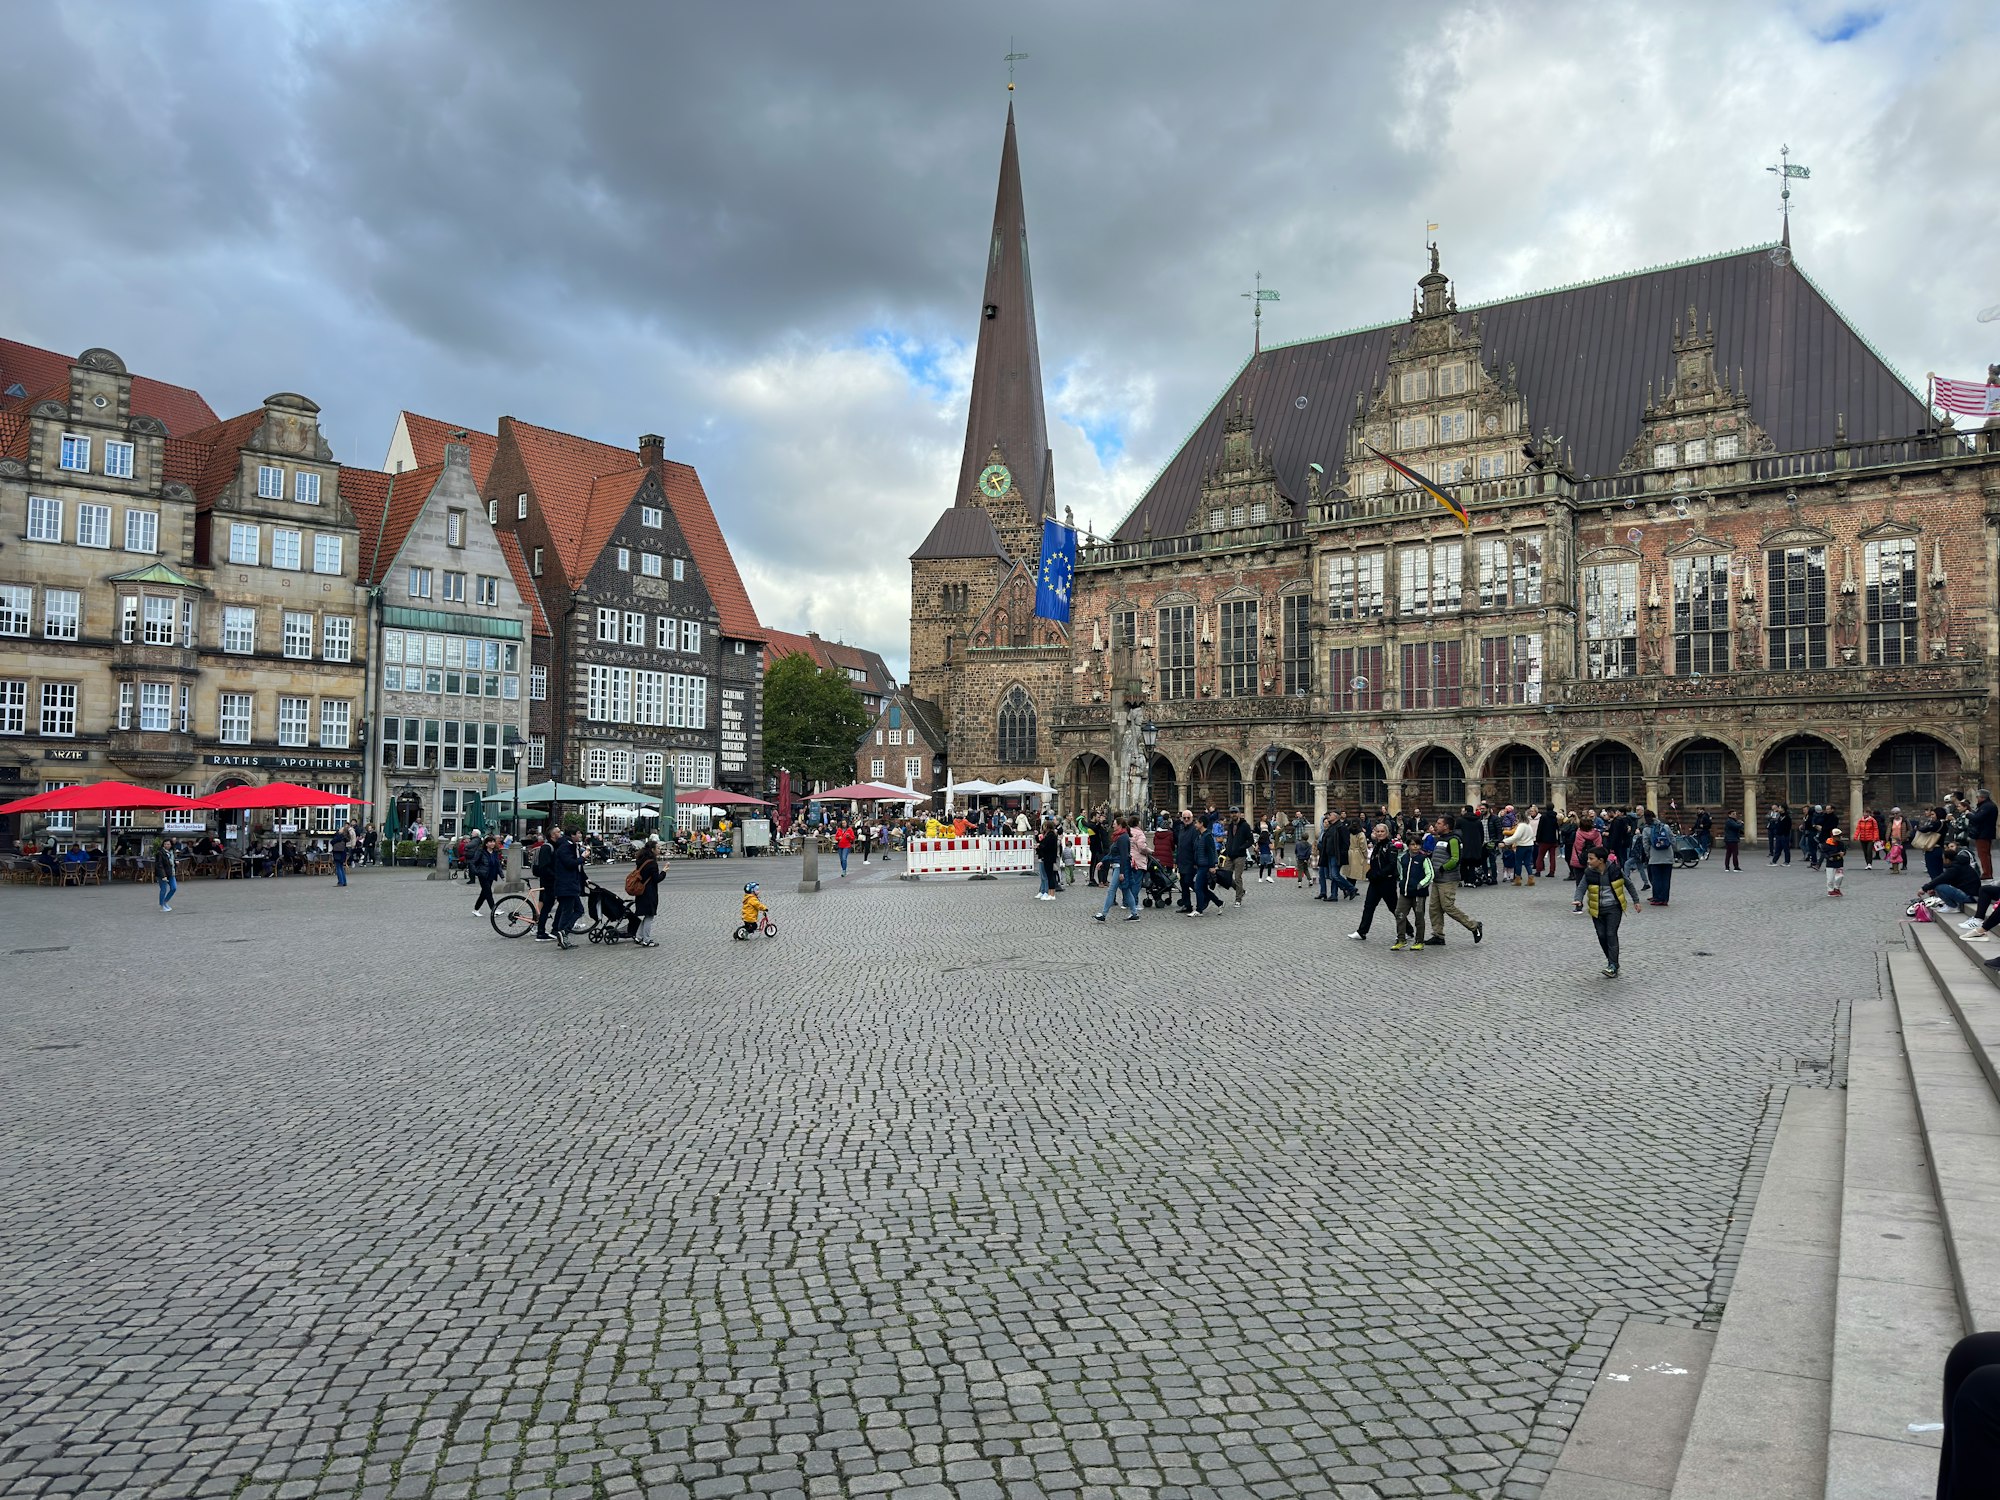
910;110;2000;829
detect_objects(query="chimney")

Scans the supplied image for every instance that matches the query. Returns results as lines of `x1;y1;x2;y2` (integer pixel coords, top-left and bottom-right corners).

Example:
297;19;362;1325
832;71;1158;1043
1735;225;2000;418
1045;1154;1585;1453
638;433;664;469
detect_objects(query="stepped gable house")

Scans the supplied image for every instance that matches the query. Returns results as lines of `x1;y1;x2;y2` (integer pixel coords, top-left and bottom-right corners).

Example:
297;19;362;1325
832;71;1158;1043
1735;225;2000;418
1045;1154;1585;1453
344;440;536;837
910;110;2000;827
484;420;767;800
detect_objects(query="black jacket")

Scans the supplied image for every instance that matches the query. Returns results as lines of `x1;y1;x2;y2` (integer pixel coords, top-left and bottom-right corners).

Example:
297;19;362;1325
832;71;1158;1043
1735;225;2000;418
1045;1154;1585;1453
1927;849;1978;896
1536;809;1559;842
1972;800;1999;840
1365;838;1398;886
552;838;586;898
1174;822;1199;871
1225;818;1254;859
1195;829;1219;868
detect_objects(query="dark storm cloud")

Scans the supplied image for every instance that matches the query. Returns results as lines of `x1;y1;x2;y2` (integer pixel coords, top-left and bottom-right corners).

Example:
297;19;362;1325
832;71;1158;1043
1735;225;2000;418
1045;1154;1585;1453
1;0;1994;672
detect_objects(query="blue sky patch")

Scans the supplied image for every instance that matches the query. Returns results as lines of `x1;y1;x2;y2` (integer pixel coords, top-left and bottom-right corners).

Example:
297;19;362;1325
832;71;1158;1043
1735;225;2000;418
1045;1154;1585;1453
1812;8;1883;42
1066;412;1126;465
857;327;963;402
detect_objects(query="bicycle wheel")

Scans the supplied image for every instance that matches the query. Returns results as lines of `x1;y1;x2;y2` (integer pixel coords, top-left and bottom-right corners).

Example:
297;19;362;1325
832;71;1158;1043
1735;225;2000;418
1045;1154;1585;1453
761;918;778;938
490;893;538;938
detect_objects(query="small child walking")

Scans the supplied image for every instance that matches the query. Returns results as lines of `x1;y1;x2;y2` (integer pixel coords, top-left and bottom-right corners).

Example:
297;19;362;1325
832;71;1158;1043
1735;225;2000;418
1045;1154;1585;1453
1824;827;1847;896
736;881;770;938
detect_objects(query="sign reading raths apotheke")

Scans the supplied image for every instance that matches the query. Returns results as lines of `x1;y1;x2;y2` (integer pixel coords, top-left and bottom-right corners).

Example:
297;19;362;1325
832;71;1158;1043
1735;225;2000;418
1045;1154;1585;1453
206;754;362;771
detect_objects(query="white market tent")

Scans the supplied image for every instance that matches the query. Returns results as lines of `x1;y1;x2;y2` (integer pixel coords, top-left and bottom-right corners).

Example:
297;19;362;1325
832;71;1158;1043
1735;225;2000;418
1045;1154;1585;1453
993;778;1057;795
947;778;1003;795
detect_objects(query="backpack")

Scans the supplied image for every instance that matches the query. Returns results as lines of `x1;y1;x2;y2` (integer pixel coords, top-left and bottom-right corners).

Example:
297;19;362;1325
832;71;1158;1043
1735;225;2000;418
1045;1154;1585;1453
1649;822;1674;852
624;865;647;897
533;843;556;880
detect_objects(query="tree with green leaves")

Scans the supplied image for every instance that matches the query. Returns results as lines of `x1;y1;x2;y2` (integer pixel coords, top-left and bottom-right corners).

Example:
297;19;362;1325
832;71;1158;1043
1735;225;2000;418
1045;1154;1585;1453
763;651;873;787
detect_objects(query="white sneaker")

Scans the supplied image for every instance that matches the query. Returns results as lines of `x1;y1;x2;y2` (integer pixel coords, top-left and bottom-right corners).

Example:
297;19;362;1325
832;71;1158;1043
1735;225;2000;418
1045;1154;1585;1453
1968;933;1992;943
160;905;171;913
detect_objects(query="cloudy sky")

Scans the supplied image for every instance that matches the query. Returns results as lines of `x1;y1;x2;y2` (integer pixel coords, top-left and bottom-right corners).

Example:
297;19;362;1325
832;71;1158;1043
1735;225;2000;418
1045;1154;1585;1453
3;0;1994;677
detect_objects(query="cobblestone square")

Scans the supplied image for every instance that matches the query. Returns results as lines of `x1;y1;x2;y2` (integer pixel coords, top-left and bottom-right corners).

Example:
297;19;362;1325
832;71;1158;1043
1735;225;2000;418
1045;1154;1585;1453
0;851;1896;1498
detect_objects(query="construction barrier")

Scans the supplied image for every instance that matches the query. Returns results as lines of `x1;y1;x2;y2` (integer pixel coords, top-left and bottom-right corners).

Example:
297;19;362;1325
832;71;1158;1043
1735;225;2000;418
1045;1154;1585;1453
985;836;1035;875
903;835;1088;879
905;837;987;876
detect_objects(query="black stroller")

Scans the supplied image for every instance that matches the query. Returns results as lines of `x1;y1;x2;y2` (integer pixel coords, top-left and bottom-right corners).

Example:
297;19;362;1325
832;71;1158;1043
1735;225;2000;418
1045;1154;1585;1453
581;880;638;943
1140;862;1178;909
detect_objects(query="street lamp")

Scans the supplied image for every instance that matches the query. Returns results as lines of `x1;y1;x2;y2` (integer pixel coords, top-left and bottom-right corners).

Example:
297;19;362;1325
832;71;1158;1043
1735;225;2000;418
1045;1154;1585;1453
1265;743;1281;831
1140;719;1158;815
932;748;948;817
502;726;524;837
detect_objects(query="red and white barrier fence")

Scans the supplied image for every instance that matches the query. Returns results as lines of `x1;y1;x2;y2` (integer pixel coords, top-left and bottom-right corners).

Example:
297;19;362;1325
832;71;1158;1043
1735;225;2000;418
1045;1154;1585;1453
904;834;1093;879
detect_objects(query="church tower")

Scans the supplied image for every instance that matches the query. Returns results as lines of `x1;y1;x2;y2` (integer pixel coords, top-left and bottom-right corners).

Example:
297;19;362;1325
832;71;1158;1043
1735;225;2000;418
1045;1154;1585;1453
909;102;1058;716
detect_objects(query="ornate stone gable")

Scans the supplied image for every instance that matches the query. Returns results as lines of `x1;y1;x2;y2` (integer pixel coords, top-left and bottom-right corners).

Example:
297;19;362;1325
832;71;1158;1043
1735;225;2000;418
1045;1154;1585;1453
966;558;1068;652
1618;306;1774;483
1189;397;1292;538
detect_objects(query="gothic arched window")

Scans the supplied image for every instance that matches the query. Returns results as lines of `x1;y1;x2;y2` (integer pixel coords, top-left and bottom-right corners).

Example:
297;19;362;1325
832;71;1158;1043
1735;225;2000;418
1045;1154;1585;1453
996;687;1037;764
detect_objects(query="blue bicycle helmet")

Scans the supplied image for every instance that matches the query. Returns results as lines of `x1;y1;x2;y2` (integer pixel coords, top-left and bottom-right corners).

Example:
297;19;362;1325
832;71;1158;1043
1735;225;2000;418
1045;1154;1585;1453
744;882;759;894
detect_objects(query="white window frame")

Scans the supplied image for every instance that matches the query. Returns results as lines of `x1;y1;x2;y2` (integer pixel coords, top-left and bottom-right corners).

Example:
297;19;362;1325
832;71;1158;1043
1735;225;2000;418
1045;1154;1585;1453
282;611;314;660
320;699;351;749
76;503;111;549
295;471;321;505
41;682;78;737
681;620;702;654
27;496;62;542
672;558;685;581
124;508;159;554
640;552;662;577
408;566;432;599
271;529;303;571
277;696;310;748
527;735;546;770
222;606;256;654
624;611;646;646
218;692;252;744
0;678;26;734
104;440;135;479
59;433;90;472
441;570;466;603
258;465;285;499
323;615;353;662
476;574;498;606
516;494;528;520
641;505;662;528
0;585;30;636
229;522;260;565
529;664;546;700
142;595;175;645
616;548;630;571
312;534;343;575
139;681;173;732
43;588;80;641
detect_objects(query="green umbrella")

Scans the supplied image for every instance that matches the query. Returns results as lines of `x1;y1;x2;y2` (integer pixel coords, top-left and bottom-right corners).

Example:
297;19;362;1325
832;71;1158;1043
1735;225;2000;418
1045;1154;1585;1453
382;798;402;867
661;766;678;837
463;791;484;833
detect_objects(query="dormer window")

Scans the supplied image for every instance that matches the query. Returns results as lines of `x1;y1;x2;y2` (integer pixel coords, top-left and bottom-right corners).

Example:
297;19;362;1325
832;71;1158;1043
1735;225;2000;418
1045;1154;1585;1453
1436;364;1468;395
1399;371;1430;402
1653;443;1677;468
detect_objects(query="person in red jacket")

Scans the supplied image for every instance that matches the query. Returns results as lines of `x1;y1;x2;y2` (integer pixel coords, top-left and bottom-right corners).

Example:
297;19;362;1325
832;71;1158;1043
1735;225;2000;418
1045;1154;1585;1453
834;819;855;876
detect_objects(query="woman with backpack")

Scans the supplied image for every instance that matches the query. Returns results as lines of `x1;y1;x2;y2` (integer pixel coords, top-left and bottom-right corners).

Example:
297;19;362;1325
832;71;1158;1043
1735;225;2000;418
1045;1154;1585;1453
628;838;663;946
1643;811;1677;905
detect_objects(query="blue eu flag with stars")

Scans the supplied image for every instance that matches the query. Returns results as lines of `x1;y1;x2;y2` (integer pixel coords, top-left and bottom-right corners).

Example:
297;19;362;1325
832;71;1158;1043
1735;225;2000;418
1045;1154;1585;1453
1034;518;1076;623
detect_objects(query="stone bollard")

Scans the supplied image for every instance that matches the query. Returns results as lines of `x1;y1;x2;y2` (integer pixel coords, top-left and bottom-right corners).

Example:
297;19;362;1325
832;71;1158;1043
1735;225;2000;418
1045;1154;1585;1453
797;834;821;894
427;838;451;881
501;842;525;894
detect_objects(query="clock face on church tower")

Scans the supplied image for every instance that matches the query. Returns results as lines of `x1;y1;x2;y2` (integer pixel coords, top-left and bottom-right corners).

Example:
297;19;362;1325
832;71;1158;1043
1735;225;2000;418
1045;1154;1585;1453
978;463;1013;499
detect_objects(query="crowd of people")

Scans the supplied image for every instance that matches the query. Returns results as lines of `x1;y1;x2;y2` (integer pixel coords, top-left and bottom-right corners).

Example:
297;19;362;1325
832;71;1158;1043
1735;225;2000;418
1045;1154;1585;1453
1023;789;2000;981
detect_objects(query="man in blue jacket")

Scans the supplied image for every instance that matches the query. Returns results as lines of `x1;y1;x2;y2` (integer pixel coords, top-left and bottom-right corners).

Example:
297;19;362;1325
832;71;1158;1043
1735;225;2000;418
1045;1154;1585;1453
551;828;588;949
1188;813;1220;915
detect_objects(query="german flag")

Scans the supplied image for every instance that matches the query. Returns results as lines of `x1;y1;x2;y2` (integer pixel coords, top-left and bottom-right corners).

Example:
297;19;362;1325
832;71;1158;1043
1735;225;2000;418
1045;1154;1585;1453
1366;443;1470;529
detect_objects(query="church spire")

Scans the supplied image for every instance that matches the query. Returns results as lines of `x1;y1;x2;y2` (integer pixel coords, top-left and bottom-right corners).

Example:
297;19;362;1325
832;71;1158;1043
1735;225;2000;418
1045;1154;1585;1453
955;102;1051;523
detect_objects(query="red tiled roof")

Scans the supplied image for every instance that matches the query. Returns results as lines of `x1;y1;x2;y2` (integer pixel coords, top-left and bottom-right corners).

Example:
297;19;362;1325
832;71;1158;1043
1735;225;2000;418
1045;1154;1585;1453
0;410;26;462
174;409;267;510
657;459;765;641
497;531;551;638
162;436;210;490
343;463;438;587
500;416;765;640
761;629;894;691
399;411;498;490
0;338;219;435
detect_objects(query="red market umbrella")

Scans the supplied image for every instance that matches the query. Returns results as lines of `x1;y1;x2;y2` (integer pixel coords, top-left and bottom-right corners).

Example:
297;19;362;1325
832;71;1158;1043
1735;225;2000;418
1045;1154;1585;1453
676;789;771;807
0;780;203;815
776;769;792;831
192;781;367;810
807;782;932;802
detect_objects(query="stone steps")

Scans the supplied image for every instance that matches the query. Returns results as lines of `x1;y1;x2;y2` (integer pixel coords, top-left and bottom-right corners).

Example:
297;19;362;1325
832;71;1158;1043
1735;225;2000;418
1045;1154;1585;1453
1824;951;1960;1496
1550;915;2000;1500
1666;1085;1841;1500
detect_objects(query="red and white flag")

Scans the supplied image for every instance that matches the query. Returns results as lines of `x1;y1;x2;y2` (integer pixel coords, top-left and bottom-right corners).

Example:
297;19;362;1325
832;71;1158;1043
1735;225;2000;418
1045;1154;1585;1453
1933;374;2000;418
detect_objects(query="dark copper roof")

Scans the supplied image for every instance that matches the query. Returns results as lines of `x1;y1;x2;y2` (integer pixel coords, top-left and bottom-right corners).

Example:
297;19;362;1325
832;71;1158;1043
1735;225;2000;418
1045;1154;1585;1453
910;505;1007;562
953;104;1051;518
1114;246;1929;540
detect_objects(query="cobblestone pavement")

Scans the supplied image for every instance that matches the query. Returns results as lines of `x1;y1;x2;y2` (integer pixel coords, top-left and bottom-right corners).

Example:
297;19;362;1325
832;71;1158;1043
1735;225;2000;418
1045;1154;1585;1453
0;846;1905;1499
